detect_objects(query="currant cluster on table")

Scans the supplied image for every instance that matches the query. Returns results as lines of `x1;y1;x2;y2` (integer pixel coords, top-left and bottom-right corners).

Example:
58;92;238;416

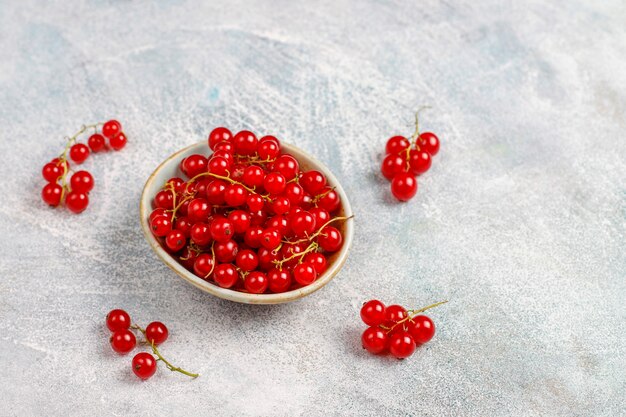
360;300;447;359
40;120;128;213
106;309;198;380
381;114;440;201
148;127;349;294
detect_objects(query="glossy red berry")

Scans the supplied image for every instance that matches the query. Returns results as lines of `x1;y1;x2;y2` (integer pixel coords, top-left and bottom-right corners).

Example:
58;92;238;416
293;263;317;286
41;183;63;206
228;210;251;234
233;130;258;156
42;162;63;182
210;217;234;243
165;230;186;252
360;300;386;326
236;249;259;271
187;198;210;223
102;120;122;138
151;215;173;237
300;170;327;194
384;305;407;325
193;253;215;279
214;239;239;262
208;156;230;176
242;165;265;188
208;127;233;150
69;143;90;164
362;327;388;354
246;194;264;212
303;252;327;274
106;309;131;332
190;222;212;246
243;226;264;248
418;132;440;156
407;315;436;344
317;226;342;252
110;132;127;151
408;149;432;175
70;170;94;193
223;184;248;207
145;321;169;345
110;329;136;354
381;153;407;180
385;135;410;155
264;172;286;195
309;207;330;227
65;191;89;213
174;216;192;237
182;154;208;178
206;180;227;205
213;263;238;288
271;196;291;215
290;210;316;238
132;352;157;380
316;188;340;212
258;139;280;160
391;173;417;201
88;133;106;152
154;190;174;210
284;182;304;206
273;155;299;180
260;227;281;250
268;268;292;293
244;271;268;293
389;332;416;359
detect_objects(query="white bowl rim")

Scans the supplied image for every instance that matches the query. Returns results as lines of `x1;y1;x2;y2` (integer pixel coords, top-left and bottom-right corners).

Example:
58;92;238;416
139;140;354;304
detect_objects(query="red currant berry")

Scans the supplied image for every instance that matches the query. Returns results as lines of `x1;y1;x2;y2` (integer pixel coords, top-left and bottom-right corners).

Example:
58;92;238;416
70;170;94;193
407;315;436;344
208;156;230;176
260;227;281;250
223;184;248;207
273;155;299;180
42;162;62;182
206;180;227;205
145;321;169;345
174;216;192;237
362;326;389;354
391;173;417;201
167;177;185;190
102;120;122;138
309;207;330;227
384;305;407;325
165;230;186;252
210;217;234;243
88;133;106;152
151;215;172;237
381;153;408;180
213;263;238;288
418;132;440;156
208;127;233;150
149;208;170;223
265;215;289;235
300;170;326;194
264;172;286;195
232;130;258;156
246;194;264;212
69;143;90;164
106;309;131;332
293;263;317;286
284;182;304;206
154;190;174;209
41;183;63;207
242;165;265;188
187;198;210;223
179;246;199;269
303;252;327;274
132;352;157;380
268;268;292;293
258;139;280;160
110;132;127;151
408;149;431;175
227;210;251;234
244;271;268;294
360;300;386;326
259;135;280;147
193;253;215;279
65;191;89;213
50;157;70;173
385;135;410;155
249;210;268;227
290;210;316;238
190;222;212;246
257;247;280;271
214;239;239;263
389;332;416;359
271;196;291;215
236;249;259;271
316;188;340;212
182;154;208;178
110;329;136;354
317;226;342;252
244;226;264;248
214;140;234;153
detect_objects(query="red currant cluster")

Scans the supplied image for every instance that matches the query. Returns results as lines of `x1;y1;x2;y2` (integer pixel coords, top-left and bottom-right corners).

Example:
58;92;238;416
381;112;440;201
360;300;447;359
149;127;351;294
41;120;128;213
106;309;198;380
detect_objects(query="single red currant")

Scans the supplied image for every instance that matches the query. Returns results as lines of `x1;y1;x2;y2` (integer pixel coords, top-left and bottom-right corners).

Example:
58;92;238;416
391;173;418;201
389;332;416;359
362;327;389;354
309;207;330;227
268;268;292;293
106;309;131;332
208;127;233;150
213;263;238;288
385;135;410;155
154;190;174;210
317;226;342;252
42;162;62;182
165;230;186;252
69;143;90;164
258;139;280;160
260;227;281;250
193;253;215;279
284;182;304;206
381;153;407;180
88;133;106;152
236;249;259;271
360;300;386;326
151;215;173;237
206;180;227;205
174;216;192;237
110;329;136;354
271;196;291;215
244;226;264;248
316;188;340;212
190;222;212;246
273;155;299;180
264;172;286;195
223;184;248;207
227;210;251;234
407;315;436;344
242;165;265;188
187;198;210;223
257;247;280;271
408;149;432;175
41;183;63;206
244;271;268;294
182;154;208;178
132;352;157;380
214;239;239;263
65;191;89;213
210;217;234;243
418;132;440;156
384;305;407;326
232;130;258;156
303;252;327;274
293;263;317;286
290;210;316;238
145;321;169;345
110;132;127;151
246;194;264;212
300;170;327;194
70;170;94;193
102;120;122;138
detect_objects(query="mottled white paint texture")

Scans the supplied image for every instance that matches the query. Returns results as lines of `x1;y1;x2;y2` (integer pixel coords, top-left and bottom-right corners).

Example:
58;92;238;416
0;0;624;416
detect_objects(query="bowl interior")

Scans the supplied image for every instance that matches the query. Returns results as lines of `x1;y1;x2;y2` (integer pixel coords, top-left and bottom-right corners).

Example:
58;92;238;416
139;141;354;304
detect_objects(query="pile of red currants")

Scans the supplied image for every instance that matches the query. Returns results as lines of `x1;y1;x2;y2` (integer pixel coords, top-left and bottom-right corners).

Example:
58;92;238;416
148;127;351;294
106;309;198;380
360;300;447;359
40;120;128;213
381;112;440;201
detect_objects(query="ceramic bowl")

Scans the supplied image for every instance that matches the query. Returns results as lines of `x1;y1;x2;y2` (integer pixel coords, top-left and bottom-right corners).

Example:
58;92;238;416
139;141;354;304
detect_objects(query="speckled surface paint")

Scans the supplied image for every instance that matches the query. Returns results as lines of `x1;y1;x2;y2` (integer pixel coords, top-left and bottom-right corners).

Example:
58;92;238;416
0;1;625;416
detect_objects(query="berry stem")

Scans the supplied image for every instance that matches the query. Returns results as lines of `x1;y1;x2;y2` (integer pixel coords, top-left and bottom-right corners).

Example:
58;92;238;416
273;242;319;268
130;324;199;378
410;106;431;145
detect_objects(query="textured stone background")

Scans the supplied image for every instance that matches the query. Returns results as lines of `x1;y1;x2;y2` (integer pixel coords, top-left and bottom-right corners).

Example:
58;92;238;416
0;0;624;416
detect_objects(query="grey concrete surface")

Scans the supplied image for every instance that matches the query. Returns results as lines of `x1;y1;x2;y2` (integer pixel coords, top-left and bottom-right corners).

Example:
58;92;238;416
0;0;624;416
